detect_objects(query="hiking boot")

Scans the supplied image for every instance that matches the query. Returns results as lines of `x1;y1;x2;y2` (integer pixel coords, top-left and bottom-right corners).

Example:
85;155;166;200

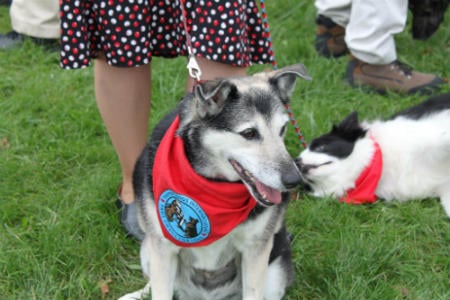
315;15;349;58
346;56;445;94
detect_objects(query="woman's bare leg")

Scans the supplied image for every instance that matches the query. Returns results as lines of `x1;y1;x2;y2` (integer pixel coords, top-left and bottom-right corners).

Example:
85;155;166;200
94;58;151;205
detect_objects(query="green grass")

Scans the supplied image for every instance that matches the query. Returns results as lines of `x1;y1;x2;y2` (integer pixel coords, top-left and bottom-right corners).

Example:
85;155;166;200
1;2;449;299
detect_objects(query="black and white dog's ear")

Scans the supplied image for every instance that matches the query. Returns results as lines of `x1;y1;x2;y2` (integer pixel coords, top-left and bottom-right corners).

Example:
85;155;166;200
336;111;359;130
194;80;238;118
269;63;312;103
332;111;366;140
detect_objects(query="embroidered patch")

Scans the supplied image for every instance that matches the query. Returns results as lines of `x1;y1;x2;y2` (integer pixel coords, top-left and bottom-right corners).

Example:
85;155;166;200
158;190;211;244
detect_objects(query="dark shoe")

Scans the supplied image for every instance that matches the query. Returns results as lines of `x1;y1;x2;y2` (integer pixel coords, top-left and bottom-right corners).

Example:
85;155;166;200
0;30;59;51
409;0;450;40
29;36;60;52
0;0;11;5
0;31;23;49
116;186;145;241
315;15;349;58
346;56;445;94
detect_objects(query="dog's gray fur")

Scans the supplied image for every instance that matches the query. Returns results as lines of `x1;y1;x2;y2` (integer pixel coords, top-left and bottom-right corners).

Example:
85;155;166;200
126;64;310;300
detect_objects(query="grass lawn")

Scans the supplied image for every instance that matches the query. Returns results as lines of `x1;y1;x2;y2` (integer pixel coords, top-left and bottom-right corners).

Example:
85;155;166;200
1;2;450;299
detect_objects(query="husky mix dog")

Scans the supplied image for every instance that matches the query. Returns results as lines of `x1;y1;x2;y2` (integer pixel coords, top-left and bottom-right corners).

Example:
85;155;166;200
296;92;450;217
121;64;311;300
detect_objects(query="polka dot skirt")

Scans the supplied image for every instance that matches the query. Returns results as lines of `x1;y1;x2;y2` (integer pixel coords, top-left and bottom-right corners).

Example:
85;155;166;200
60;0;273;69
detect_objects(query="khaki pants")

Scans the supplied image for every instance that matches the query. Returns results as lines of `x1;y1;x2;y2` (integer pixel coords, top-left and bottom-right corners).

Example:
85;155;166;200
10;0;59;39
315;0;408;64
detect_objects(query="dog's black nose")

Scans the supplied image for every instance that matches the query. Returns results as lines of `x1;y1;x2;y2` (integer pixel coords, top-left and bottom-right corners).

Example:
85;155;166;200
295;157;306;173
295;157;302;167
282;164;302;189
293;157;313;192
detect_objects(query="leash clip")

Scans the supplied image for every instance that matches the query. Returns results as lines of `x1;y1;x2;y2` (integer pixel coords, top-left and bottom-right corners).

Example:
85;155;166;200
187;54;202;81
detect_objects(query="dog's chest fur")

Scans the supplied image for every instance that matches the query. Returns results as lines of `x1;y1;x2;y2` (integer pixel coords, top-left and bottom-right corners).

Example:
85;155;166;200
175;207;283;299
178;207;280;269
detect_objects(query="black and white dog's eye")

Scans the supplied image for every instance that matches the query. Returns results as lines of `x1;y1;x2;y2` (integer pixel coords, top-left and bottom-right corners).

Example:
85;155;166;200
316;145;327;152
239;128;260;140
315;145;326;152
311;144;326;152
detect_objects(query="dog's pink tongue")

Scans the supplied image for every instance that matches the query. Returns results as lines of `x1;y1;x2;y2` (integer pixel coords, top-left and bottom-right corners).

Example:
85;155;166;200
255;181;282;204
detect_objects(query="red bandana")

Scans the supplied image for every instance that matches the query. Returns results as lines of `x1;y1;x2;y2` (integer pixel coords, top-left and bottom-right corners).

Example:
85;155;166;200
339;137;383;205
153;116;258;247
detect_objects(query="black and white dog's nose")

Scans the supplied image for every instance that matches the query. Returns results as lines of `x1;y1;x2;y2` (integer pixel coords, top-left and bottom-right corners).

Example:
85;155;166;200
295;157;312;174
295;157;306;173
294;157;313;192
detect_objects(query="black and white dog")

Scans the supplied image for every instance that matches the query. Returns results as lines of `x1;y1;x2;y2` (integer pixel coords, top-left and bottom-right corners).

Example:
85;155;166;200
297;93;450;216
120;64;311;300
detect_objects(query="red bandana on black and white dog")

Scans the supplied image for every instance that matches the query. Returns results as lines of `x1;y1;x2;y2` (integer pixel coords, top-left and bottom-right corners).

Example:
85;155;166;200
339;137;383;204
153;115;258;247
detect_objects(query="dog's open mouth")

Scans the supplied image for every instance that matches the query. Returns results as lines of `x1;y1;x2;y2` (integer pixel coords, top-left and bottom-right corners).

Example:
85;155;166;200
229;159;282;206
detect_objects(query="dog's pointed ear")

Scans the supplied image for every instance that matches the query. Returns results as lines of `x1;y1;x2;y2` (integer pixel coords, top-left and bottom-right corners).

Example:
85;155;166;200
333;111;366;140
337;111;359;129
194;80;238;118
269;64;311;103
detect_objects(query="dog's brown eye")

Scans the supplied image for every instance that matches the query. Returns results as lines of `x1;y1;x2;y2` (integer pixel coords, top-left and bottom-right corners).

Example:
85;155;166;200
239;128;260;140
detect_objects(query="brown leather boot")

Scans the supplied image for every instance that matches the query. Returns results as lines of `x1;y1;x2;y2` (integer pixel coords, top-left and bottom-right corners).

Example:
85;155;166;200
346;56;445;94
315;15;349;58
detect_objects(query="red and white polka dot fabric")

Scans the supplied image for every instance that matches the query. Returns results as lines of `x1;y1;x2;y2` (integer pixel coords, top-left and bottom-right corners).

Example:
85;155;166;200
59;0;272;69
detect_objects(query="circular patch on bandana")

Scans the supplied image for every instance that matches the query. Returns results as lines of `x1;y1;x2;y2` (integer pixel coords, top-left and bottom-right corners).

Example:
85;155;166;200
158;190;211;244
